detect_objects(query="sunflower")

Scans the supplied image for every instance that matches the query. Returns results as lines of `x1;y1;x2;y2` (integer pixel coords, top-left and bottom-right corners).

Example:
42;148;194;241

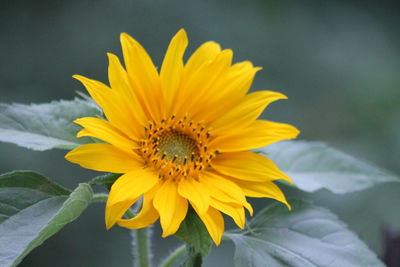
65;29;299;245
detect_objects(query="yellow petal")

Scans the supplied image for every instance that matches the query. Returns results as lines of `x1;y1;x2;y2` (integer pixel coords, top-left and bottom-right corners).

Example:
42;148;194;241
212;151;292;183
193;206;224;245
107;53;131;94
184;41;221;76
120;32;164;121
210;198;245;229
73;75;143;139
224;61;260;96
210;120;300;152
105;197;139;230
105;169;159;228
176;49;232;119
107;168;159;207
153;179;188;237
200;171;246;205
160;29;188;115
178;178;210;214
107;53;147;127
73;74;109;106
232;179;291;210
192;62;261;124
172;42;221;116
200;171;253;215
210;91;287;135
65;143;142;173
117;184;160;229
243;201;254;216
75;117;138;152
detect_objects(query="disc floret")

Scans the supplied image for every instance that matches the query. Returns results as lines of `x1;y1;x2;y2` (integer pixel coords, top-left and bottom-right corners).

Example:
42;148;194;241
139;115;218;181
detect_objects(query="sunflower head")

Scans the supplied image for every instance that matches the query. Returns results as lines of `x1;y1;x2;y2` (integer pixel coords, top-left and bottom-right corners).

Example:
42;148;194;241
65;29;299;245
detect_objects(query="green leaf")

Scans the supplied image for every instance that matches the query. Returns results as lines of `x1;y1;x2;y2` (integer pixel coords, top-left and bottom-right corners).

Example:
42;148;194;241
0;98;101;151
226;200;384;267
257;140;399;193
176;208;212;259
0;171;93;267
89;173;122;190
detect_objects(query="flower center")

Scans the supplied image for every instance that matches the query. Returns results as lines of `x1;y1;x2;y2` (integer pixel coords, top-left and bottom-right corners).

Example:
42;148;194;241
138;115;218;181
155;130;199;165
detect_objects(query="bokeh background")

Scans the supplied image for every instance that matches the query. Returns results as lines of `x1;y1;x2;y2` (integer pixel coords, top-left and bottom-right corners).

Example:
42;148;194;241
1;0;399;266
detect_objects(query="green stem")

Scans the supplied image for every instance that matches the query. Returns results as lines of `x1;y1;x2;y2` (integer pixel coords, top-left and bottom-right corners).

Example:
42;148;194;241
92;194;152;267
92;193;108;202
126;209;152;267
125;209;136;218
159;245;186;267
134;228;151;267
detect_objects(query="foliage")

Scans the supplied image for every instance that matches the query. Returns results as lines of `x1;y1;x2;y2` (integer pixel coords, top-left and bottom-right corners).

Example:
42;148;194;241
0;171;92;267
0;99;100;151
226;200;384;267
257;141;399;193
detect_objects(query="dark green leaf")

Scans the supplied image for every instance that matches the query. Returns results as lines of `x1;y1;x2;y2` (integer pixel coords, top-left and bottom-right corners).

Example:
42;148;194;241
226;200;384;267
0;98;101;151
176;207;212;258
257;141;399;193
0;171;93;267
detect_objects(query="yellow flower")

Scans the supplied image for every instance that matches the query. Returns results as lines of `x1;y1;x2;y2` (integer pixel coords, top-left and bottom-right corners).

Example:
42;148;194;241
65;29;299;245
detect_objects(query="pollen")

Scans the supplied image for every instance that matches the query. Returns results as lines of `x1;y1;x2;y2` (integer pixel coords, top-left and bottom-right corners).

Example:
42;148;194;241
139;115;216;181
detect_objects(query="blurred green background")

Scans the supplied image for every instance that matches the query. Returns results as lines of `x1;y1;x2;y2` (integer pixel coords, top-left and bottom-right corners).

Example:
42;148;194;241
1;0;399;266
